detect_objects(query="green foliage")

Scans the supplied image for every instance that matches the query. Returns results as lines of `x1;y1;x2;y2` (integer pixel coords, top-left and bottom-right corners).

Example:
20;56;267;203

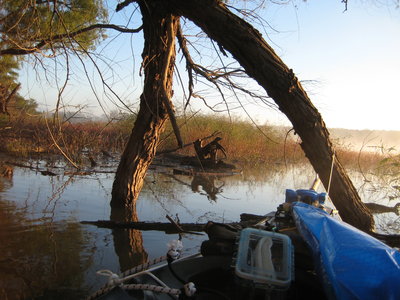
13;95;38;114
0;56;39;117
0;0;108;54
0;1;106;119
0;56;19;85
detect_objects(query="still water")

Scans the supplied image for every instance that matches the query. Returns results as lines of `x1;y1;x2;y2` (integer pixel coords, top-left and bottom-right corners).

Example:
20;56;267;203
0;161;398;299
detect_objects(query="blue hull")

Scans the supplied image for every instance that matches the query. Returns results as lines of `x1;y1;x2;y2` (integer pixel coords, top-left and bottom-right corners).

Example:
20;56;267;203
292;202;400;300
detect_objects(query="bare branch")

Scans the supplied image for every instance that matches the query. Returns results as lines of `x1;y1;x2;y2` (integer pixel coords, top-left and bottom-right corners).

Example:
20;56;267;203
160;17;183;148
176;24;194;106
116;0;136;12
0;24;143;56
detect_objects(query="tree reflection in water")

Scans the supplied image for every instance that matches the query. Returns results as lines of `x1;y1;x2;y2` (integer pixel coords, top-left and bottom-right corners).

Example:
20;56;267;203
190;175;224;201
0;200;92;299
0;168;96;300
110;203;148;272
163;173;226;202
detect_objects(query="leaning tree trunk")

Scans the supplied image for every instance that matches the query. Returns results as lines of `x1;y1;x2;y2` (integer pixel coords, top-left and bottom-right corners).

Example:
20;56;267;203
167;0;374;231
111;4;179;209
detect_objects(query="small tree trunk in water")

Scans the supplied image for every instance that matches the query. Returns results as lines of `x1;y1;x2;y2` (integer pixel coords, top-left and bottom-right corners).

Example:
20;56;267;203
111;4;178;209
167;0;374;231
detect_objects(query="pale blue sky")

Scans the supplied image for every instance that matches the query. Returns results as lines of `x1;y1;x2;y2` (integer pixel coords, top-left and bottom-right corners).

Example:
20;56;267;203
19;1;400;130
260;1;400;130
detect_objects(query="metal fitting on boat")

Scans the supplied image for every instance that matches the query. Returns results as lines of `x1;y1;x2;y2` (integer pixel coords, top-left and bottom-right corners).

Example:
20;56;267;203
96;269;123;286
167;239;183;260
184;282;196;297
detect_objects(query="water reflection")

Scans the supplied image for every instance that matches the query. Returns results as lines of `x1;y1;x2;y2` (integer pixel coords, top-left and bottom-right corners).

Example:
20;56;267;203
0;199;92;299
0;161;399;299
165;173;225;201
109;204;148;272
190;175;224;201
0;169;113;300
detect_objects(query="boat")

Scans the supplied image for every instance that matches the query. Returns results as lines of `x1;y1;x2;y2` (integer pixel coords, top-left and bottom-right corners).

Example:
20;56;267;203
88;188;400;300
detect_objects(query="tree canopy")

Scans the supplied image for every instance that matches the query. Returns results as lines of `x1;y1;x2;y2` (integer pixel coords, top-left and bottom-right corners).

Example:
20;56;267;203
0;0;110;115
0;0;108;56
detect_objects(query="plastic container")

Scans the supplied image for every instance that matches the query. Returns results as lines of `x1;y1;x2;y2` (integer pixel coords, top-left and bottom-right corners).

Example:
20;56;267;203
235;228;293;290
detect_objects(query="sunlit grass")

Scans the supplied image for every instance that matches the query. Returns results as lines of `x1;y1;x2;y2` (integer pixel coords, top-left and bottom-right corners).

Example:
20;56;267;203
0;112;389;170
158;114;305;165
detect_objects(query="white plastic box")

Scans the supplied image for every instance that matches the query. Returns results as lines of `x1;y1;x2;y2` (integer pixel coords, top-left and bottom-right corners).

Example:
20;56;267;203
234;228;293;290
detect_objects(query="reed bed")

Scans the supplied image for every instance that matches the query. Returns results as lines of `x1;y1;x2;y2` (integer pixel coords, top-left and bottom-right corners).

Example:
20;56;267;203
0;112;386;169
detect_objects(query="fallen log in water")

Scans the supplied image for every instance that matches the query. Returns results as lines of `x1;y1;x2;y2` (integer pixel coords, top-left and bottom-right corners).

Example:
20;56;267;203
81;218;400;247
81;213;269;234
81;218;262;235
81;220;212;234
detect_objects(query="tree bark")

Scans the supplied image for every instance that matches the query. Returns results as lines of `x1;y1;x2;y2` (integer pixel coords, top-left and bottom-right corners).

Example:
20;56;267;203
165;0;374;231
111;3;179;208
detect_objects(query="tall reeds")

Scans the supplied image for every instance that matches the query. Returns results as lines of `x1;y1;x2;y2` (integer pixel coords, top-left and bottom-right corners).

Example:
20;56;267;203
0;112;386;168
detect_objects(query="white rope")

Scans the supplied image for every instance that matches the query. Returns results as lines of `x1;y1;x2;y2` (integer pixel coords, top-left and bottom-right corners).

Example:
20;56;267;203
123;283;182;295
86;286;115;300
86;240;189;300
120;255;168;278
327;151;335;196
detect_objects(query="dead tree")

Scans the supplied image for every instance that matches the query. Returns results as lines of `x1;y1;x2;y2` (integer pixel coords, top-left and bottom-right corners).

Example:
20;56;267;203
194;137;227;164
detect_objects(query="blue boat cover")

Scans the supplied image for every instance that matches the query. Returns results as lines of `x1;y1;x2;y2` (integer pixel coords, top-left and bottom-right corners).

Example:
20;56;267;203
292;202;400;300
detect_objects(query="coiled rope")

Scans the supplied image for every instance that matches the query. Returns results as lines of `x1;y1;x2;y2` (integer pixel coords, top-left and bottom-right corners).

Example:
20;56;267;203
86;240;197;300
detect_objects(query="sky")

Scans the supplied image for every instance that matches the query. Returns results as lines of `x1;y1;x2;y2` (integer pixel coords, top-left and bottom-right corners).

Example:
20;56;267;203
19;0;400;131
260;1;400;130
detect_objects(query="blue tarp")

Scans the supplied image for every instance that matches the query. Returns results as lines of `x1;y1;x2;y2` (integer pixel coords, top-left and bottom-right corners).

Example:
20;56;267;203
292;202;400;300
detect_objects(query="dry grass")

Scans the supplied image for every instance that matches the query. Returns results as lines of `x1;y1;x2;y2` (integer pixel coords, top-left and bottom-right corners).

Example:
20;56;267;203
0;114;131;160
158;114;305;165
0;112;387;169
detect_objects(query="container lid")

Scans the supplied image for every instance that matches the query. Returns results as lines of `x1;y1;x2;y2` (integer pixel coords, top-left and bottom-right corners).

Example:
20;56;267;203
235;228;293;287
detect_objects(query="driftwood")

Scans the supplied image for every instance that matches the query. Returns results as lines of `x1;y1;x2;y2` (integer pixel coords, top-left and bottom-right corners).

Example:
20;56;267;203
193;137;226;164
157;131;221;155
